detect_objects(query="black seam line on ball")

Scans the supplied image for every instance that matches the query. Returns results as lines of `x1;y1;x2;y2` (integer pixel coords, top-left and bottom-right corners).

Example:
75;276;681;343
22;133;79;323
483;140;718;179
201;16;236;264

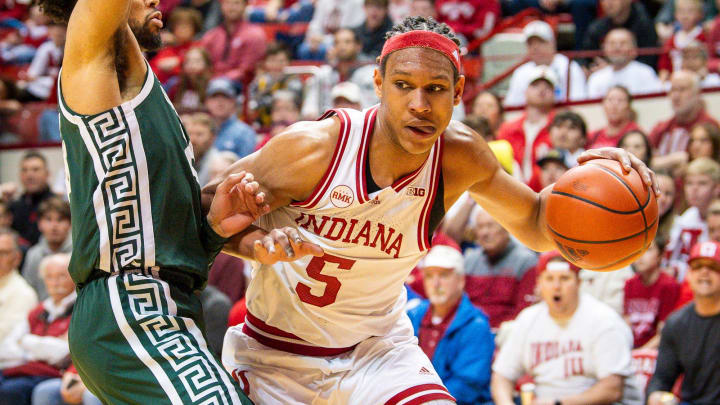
550;190;649;214
548;217;658;244
586;163;651;246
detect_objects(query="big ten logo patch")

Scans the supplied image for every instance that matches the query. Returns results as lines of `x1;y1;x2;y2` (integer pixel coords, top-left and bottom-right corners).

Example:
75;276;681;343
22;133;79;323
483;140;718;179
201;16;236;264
406;186;426;197
330;185;354;208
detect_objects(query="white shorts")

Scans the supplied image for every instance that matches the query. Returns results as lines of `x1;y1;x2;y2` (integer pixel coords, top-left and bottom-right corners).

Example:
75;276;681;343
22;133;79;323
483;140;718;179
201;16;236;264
221;315;456;405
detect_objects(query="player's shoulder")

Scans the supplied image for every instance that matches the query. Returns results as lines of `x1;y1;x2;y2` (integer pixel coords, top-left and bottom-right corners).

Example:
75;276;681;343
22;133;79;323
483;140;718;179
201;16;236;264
442;120;492;163
261;116;342;164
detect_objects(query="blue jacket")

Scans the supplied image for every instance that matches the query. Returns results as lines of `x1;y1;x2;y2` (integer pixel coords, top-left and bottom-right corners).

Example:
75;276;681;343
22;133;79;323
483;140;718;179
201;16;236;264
407;294;495;405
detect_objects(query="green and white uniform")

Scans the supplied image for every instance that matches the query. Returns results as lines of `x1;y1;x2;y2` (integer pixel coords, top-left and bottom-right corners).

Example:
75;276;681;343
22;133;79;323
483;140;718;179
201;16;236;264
59;62;251;405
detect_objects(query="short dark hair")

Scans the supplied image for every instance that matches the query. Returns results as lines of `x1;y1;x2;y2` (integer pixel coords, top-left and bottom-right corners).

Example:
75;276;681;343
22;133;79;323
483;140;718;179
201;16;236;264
550;110;587;138
462;116;494;141
38;196;71;221
365;0;389;7
380;16;461;82
35;0;77;24
22;150;48;166
168;7;203;34
265;41;292;59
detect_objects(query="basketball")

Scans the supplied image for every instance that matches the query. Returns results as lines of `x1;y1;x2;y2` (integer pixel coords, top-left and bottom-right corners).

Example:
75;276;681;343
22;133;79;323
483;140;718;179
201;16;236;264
546;159;658;272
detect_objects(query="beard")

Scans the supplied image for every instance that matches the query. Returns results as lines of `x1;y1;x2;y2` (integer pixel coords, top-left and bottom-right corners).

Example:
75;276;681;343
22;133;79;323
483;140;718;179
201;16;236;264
129;17;162;51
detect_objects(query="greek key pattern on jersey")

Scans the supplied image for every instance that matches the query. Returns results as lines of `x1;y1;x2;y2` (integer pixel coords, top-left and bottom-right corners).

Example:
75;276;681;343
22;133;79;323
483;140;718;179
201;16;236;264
84;108;145;271
123;275;236;404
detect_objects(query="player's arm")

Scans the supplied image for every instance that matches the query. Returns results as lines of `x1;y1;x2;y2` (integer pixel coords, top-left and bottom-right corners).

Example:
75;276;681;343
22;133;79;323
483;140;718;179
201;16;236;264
202;119;339;260
62;0;132;67
489;373;517;405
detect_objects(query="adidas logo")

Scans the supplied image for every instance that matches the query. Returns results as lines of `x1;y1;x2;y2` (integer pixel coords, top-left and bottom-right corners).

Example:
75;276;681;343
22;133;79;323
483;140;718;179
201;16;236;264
419;367;432;375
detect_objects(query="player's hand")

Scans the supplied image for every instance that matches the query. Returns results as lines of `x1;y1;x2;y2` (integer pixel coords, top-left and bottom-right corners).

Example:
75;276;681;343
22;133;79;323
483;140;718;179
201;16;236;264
207;171;270;238
577;147;660;196
253;226;324;264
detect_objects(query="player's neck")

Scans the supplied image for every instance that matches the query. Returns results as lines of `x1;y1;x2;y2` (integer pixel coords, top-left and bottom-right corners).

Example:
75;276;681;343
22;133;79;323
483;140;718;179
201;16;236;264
370;114;432;188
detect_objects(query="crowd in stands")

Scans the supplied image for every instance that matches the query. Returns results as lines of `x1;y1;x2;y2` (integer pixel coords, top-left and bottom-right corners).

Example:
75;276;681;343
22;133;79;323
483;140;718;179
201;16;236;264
2;0;720;404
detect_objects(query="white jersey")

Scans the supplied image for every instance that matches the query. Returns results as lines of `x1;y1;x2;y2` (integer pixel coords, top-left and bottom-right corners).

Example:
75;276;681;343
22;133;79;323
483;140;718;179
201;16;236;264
493;294;643;404
246;105;445;352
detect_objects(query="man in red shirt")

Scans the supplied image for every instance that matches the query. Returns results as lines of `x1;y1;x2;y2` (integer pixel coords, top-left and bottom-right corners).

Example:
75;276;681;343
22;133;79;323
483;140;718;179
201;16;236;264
435;0;500;42
650;70;718;172
199;0;267;84
497;66;556;189
623;238;681;349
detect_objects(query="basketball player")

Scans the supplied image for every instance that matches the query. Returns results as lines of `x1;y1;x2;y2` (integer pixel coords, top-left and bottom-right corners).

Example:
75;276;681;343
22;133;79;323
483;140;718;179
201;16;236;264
205;17;660;404
37;0;264;403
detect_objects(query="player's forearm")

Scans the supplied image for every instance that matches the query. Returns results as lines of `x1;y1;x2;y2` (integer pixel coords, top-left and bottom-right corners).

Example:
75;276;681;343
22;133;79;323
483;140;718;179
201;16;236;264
223;225;269;260
558;375;623;405
490;373;517;405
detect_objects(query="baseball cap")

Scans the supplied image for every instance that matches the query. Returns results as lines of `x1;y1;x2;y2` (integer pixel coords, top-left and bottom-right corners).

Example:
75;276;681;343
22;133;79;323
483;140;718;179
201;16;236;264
688;241;720;266
523;20;555;43
527;65;558;88
331;82;362;104
206;78;238;98
537;251;580;275
422;244;465;275
537;148;569;168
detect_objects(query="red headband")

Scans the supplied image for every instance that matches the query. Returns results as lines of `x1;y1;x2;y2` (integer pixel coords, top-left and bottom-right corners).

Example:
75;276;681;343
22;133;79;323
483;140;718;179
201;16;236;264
380;31;462;73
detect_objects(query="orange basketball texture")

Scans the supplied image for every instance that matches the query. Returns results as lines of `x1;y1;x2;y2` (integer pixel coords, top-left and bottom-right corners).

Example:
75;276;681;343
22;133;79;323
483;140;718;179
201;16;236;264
546;159;659;271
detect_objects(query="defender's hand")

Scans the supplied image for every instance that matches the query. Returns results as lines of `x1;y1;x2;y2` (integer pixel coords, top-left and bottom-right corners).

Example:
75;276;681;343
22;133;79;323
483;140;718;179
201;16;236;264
253;227;324;264
207;171;270;238
577;147;660;196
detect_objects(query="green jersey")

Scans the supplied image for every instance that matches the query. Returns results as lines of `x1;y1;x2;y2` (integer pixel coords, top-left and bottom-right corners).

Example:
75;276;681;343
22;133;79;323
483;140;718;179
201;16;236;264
58;62;226;285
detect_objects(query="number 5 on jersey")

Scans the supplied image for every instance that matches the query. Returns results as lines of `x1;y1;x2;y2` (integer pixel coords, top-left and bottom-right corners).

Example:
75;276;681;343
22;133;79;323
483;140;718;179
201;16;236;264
296;254;356;307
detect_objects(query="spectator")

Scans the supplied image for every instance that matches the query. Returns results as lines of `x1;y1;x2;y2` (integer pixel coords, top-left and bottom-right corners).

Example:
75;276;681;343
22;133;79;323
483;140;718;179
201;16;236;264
650;70;718;172
579;263;636;316
656;171;679;241
30;367;101;405
656;0;717;42
199;0;267;84
6;151;55;245
586;28;662;99
688;122;720;163
302;0;365;59
200;285;232;356
15;22;64;102
407;244;494;405
0;254;74;405
491;251;643;405
435;0;500;43
469;91;503;136
582;0;658;70
537;148;569;189
183;112;220;187
353;0;394;59
256;89;301;149
245;0;314;23
409;0;437;17
167;46;213;111
679;40;720;88
388;0;410;22
21;197;71;301
0;26;37;65
646;240;720;405
182;0;222;33
624;237;681;349
497;66;556;187
330;81;363;110
0;78;21;142
619;129;653;166
548;110;587;168
0;201;12;229
587;86;641;149
208;252;248;304
463;206;538;328
658;0;705;82
707;199;720;241
664;158;720;280
206;150;241;186
149;7;202;84
204;78;257;158
248;41;303;128
504;21;586;107
301;28;377;118
0;228;37;342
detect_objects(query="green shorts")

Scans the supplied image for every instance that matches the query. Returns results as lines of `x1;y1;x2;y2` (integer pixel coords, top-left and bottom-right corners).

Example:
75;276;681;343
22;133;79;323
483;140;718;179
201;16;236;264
69;272;253;405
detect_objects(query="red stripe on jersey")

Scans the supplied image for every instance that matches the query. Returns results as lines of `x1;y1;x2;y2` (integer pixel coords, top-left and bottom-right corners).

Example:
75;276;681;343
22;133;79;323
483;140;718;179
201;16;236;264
355;106;377;204
290;109;351;208
416;136;443;250
403;392;456;405
385;384;453;405
245;311;301;340
391;162;426;192
242;323;356;356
